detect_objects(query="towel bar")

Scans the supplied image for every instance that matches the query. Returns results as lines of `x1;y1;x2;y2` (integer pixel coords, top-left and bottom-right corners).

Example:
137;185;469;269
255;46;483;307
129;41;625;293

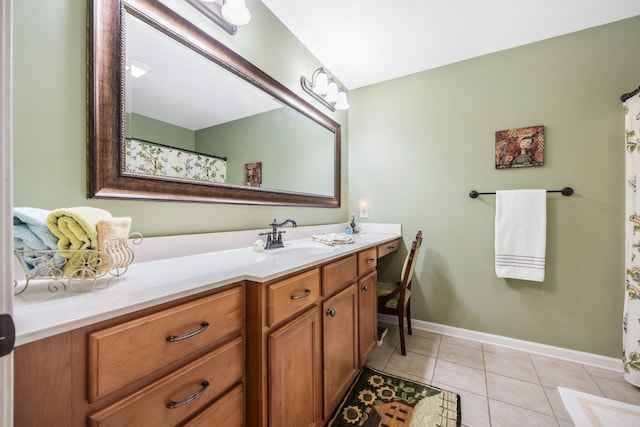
469;187;574;199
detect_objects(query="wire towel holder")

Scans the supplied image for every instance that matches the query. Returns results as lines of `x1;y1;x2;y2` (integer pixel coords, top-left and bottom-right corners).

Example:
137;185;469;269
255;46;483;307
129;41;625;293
469;187;574;199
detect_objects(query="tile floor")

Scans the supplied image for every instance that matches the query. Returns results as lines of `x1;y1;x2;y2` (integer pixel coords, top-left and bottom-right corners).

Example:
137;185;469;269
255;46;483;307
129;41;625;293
368;323;640;426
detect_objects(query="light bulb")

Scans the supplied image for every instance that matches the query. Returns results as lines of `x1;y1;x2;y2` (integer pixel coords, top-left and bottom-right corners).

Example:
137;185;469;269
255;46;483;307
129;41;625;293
313;69;328;96
221;0;251;25
326;80;338;103
334;89;349;110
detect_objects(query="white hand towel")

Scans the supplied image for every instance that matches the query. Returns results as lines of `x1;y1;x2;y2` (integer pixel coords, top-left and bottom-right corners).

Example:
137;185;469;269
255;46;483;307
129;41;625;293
495;189;546;282
311;233;353;246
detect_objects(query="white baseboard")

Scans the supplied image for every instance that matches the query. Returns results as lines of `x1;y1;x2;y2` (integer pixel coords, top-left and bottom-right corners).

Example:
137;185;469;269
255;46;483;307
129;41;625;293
378;314;622;372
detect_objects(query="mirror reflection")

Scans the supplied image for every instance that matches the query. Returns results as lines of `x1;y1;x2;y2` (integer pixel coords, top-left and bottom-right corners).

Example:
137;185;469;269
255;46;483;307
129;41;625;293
123;11;335;196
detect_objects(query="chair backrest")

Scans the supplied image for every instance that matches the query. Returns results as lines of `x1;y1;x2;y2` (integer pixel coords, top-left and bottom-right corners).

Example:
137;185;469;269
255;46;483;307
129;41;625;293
399;230;423;291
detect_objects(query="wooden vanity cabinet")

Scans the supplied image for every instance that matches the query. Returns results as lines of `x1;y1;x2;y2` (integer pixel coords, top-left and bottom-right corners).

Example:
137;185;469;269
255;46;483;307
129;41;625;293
14;283;245;427
246;247;383;427
15;239;397;427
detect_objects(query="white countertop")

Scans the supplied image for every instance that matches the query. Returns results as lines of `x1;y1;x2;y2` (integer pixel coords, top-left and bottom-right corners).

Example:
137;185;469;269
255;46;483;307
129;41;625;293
13;224;401;346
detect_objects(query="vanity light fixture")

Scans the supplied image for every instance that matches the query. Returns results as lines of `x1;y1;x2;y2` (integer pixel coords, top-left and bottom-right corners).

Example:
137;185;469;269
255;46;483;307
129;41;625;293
185;0;251;36
301;67;350;112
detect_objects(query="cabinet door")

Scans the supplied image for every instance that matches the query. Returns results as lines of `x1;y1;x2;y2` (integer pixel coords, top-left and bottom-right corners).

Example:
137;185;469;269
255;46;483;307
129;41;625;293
268;306;322;427
322;283;358;420
358;271;378;367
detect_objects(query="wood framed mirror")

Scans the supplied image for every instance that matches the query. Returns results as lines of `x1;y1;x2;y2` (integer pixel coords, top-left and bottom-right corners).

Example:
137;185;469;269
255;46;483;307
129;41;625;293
88;0;341;207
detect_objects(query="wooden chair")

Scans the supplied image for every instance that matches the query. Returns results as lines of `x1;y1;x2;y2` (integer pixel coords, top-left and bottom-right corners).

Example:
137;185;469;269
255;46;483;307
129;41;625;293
376;230;423;356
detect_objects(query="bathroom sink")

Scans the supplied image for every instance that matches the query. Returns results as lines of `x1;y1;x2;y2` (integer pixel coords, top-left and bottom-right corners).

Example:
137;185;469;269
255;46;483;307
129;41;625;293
268;242;335;257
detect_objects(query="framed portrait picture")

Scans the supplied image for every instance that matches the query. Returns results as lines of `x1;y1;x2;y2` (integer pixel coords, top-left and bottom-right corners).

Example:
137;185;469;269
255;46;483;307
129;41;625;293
495;125;544;169
244;162;262;187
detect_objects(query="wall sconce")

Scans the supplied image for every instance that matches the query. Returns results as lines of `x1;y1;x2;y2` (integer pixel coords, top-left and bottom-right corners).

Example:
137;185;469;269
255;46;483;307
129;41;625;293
301;68;350;112
185;0;251;36
359;197;369;218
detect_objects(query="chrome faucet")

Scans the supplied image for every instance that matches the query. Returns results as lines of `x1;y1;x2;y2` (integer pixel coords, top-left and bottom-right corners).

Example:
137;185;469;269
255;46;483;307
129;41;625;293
259;218;297;249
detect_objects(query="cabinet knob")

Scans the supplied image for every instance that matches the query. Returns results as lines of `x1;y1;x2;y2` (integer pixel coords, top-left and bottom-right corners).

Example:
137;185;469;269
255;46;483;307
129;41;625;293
326;308;336;317
361;285;369;292
366;259;376;264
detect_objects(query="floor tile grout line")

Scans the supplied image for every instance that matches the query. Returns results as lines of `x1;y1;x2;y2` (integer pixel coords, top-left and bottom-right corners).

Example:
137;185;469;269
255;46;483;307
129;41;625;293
584;364;609;399
526;348;562;425
481;343;493;427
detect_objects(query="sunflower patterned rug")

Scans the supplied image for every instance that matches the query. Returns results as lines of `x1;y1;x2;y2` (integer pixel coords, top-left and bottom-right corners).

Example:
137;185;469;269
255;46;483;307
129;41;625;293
327;366;461;427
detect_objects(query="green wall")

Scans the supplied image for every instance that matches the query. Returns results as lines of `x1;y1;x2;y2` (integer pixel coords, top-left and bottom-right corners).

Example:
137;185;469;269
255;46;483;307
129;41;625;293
12;0;348;238
349;16;640;357
197;107;334;194
127;113;195;151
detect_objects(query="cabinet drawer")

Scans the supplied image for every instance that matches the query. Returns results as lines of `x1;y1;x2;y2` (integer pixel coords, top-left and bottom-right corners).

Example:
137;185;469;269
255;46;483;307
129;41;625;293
88;337;244;427
88;286;243;401
377;238;401;258
357;248;377;276
268;269;320;326
183;384;244;427
322;255;357;296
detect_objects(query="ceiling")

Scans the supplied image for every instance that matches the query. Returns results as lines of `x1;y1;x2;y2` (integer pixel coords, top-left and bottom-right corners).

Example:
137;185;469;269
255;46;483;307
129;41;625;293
126;12;282;130
261;0;640;90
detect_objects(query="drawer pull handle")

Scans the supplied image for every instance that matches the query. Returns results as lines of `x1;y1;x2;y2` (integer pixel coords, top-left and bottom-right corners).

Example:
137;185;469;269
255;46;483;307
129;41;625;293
387;246;396;250
361;285;369;292
367;259;376;264
166;321;210;342
291;289;311;300
166;380;210;409
326;308;336;317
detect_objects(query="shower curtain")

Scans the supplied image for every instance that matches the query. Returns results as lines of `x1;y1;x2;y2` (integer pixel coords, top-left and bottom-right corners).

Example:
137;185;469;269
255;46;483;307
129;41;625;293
623;90;640;387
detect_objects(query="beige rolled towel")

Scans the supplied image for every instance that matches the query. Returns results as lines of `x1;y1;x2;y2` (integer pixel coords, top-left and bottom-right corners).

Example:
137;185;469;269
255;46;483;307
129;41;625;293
96;217;132;274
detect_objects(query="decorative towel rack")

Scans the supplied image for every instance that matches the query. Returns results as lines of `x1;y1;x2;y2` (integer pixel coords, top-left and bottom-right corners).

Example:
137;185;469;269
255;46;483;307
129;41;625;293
13;233;143;295
468;187;574;199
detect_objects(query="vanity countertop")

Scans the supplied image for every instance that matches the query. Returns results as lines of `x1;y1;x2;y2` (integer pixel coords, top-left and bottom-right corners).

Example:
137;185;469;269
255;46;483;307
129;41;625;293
13;228;401;346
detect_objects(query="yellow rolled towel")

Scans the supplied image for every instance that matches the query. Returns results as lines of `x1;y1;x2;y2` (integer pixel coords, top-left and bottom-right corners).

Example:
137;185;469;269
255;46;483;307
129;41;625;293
46;207;113;277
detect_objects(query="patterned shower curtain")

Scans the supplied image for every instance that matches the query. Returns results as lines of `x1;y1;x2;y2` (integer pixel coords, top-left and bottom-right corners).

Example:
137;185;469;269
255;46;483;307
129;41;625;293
623;90;640;387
